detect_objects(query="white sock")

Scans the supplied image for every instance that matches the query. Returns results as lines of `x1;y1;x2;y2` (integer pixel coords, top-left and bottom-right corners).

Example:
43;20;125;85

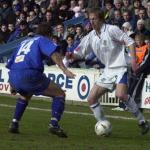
12;119;18;122
124;96;145;123
90;102;106;121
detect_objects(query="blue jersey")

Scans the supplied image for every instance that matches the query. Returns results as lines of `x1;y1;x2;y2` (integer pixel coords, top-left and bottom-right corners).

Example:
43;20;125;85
6;35;57;72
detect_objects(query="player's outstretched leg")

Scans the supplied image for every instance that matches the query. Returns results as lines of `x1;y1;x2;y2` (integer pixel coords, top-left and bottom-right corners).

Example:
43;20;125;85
124;97;149;135
9;98;28;133
139;120;149;135
90;102;106;121
49;96;67;138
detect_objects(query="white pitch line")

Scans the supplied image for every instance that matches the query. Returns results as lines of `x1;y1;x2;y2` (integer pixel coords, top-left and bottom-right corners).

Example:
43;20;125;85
0;103;149;121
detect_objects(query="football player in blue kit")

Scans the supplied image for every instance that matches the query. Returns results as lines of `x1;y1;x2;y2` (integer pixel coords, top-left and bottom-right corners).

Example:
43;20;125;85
6;23;75;138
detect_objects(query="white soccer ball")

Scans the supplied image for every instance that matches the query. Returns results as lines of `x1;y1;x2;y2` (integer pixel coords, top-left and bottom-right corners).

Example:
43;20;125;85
95;120;112;136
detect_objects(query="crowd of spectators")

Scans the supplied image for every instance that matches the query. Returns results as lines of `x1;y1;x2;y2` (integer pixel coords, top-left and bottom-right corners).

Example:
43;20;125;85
0;0;150;68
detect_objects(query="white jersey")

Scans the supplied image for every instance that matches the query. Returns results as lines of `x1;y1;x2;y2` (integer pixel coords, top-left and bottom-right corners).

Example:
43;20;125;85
74;24;134;70
74;24;135;90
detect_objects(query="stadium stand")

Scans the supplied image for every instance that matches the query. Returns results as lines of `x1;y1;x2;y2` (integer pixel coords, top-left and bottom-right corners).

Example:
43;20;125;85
0;0;150;68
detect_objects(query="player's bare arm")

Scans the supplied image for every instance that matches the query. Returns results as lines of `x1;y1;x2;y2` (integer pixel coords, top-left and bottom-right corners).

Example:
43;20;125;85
51;52;76;78
129;44;139;73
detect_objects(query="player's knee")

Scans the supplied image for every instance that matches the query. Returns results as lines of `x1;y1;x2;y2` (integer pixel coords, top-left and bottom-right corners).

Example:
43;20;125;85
87;96;99;105
116;93;126;101
20;94;32;102
58;90;66;99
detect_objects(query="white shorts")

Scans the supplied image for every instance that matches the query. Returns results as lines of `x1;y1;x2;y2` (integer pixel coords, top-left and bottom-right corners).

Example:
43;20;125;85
95;68;127;91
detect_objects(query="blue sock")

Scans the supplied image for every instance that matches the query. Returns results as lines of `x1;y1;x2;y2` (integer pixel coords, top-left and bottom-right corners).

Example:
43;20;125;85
51;96;65;127
13;98;28;122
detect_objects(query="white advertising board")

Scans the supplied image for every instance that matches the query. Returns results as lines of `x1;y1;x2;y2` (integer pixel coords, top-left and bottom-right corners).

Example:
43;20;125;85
0;64;99;102
141;78;150;109
1;63;150;109
0;64;10;94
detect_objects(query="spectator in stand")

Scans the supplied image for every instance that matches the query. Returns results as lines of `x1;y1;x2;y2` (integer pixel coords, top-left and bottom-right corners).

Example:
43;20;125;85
33;3;41;18
52;35;60;45
114;0;122;11
132;0;142;11
122;10;132;22
18;20;31;37
122;10;135;28
12;0;22;10
54;23;68;56
69;0;77;11
73;0;88;18
63;34;80;67
146;0;150;12
58;1;71;22
78;0;87;13
121;0;132;13
39;0;47;8
138;7;148;20
74;24;84;42
12;2;22;25
8;23;15;33
12;0;22;12
15;11;27;27
27;10;41;32
42;10;56;27
55;23;67;40
7;23;16;42
19;11;27;22
142;0;150;7
87;0;101;9
131;7;141;29
39;5;47;19
144;1;150;30
22;3;30;15
103;0;114;22
0;0;14;24
7;20;31;42
134;33;150;66
47;0;59;22
72;6;84;18
20;0;35;8
122;22;135;38
0;23;9;42
66;24;76;36
109;9;124;28
131;0;142;16
134;19;150;36
134;7;140;16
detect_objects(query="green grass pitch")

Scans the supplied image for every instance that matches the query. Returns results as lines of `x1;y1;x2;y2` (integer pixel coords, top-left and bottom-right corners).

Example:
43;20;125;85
0;95;150;150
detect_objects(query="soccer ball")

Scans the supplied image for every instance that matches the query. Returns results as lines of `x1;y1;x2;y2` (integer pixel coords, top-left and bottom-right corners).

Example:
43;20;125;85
95;120;112;136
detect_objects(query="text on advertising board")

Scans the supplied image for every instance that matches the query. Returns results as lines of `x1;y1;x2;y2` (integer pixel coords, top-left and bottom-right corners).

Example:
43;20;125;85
48;73;73;89
145;81;150;92
0;70;4;82
144;97;150;105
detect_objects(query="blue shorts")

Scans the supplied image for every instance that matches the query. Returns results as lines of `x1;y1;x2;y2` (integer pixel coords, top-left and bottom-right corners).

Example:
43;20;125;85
119;72;128;84
8;69;50;96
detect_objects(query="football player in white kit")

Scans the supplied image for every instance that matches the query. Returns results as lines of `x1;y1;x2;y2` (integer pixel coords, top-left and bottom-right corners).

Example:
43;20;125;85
73;8;149;135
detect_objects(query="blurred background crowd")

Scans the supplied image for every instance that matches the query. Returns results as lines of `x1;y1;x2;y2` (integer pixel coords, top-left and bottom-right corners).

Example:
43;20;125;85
0;0;150;68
